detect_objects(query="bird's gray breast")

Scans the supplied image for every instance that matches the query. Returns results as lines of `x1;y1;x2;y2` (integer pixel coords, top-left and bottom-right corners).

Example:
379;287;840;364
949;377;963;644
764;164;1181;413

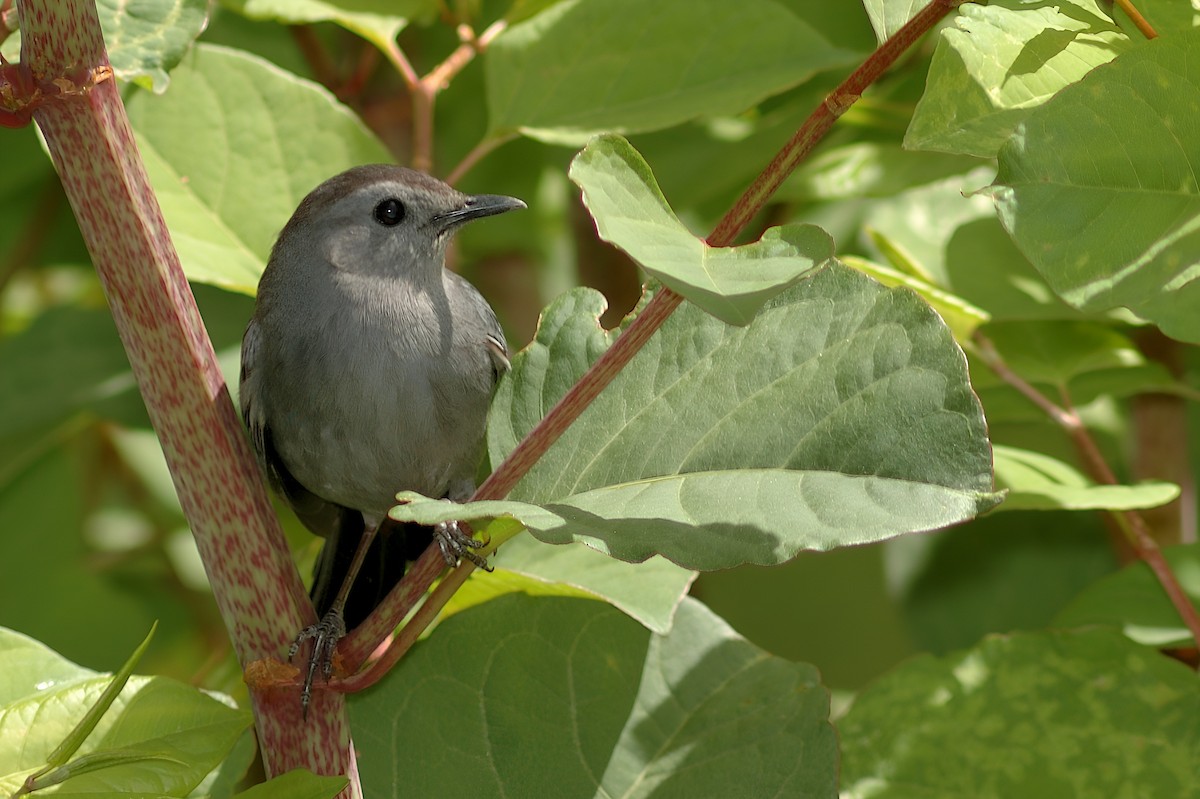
260;274;495;518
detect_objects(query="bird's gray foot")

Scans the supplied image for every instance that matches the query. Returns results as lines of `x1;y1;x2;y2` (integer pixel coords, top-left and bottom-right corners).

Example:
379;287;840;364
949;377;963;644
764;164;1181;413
434;520;492;571
288;608;347;716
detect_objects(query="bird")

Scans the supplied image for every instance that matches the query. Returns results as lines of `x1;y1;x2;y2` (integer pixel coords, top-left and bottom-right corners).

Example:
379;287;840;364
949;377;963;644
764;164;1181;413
238;164;524;711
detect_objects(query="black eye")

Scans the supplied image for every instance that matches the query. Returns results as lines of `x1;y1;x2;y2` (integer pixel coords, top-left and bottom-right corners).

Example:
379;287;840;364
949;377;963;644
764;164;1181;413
374;198;405;226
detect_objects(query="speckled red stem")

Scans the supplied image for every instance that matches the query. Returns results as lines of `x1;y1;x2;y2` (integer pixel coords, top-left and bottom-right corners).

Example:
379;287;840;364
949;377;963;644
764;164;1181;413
14;1;355;791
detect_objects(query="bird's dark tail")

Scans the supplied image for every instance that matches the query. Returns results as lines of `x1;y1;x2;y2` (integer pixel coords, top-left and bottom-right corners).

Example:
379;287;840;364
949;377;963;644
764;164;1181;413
309;516;433;630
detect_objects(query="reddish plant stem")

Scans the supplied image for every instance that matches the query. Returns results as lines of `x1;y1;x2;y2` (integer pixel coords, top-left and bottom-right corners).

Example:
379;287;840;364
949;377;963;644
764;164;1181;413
338;0;967;688
445;132;512;186
973;332;1200;648
708;0;967;246
383;20;506;172
337;43;379;101
289;25;340;90
1115;0;1157;39
15;1;356;791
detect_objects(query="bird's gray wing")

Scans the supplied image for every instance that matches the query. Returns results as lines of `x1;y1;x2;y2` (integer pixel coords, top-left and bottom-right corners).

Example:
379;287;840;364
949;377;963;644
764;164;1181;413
239;317;355;540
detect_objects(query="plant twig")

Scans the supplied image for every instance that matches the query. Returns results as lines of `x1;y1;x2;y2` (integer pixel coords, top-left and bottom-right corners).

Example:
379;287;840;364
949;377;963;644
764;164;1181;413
1114;0;1157;39
289;25;340;90
972;331;1200;648
337;0;968;690
708;0;967;245
382;21;506;172
445;132;513;186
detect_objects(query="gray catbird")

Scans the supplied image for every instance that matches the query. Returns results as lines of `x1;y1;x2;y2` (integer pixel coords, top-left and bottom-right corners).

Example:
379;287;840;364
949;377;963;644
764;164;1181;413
239;164;524;709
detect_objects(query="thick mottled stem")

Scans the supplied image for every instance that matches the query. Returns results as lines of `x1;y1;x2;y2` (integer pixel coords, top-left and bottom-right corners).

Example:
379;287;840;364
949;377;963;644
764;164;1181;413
341;0;967;685
16;0;355;790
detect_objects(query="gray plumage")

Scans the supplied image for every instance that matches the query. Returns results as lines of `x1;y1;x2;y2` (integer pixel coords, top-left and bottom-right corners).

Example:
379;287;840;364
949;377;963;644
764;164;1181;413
239;165;522;627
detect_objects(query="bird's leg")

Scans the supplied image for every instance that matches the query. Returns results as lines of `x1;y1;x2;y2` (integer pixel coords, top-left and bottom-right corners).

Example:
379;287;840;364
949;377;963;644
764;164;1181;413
434;519;492;572
288;522;379;715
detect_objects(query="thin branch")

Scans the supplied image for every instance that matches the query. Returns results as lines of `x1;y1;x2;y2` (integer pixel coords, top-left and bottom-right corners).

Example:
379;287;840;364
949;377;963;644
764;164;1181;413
380;38;420;89
972;331;1200;649
335;0;969;686
381;20;507;172
336;42;379;101
426;21;503;90
1114;0;1157;39
708;0;968;246
444;133;513;186
289;25;340;90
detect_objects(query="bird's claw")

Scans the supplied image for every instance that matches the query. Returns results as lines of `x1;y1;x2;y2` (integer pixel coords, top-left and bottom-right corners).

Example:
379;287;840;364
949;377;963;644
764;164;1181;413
434;520;491;572
288;608;347;716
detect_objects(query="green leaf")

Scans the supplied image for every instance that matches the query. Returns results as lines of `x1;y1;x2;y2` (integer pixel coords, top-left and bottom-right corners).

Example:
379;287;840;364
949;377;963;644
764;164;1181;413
1110;0;1200;38
221;0;438;51
481;264;1000;567
396;468;1000;569
993;445;1180;511
841;255;990;342
38;624;157;774
569;135;833;325
863;0;925;44
495;265;993;500
485;535;694;635
124;44;391;294
4;0;209;91
485;0;856;142
100;0;210;92
487;287;619;461
892;511;1117;654
863;169;1103;322
906;0;1130;157
989;31;1200;342
1055;542;1200;648
0;627;250;796
982;321;1153;386
840;628;1200;798
0;306;140;484
779;141;986;201
350;595;836;797
230;769;348;799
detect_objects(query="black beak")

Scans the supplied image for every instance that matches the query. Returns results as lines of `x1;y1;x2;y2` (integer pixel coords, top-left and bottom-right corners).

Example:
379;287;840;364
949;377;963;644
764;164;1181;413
434;194;526;231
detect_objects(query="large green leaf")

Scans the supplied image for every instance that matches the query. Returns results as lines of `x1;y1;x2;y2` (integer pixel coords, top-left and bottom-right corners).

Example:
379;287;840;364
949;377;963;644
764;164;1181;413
477;263;1000;568
906;0;1130;157
486;535;694;634
569;135;832;325
350;595;836;797
891;511;1117;654
1055;542;1200;648
990;31;1200;342
221;0;438;52
840;628;1200;797
395;469;999;569
495;266;994;501
485;0;856;142
0;627;250;796
124;44;391;294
